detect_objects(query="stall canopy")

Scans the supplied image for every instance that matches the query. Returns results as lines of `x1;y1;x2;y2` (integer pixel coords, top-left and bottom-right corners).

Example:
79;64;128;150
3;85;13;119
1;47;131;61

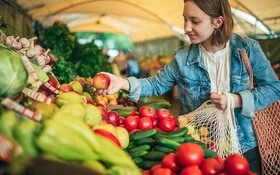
15;0;280;43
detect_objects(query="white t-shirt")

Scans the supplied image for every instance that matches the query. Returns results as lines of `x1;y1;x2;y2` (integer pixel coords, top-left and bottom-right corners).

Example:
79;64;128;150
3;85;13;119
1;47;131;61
199;42;231;93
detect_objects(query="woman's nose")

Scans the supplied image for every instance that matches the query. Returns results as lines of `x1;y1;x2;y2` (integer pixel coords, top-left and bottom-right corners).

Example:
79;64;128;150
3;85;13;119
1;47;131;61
184;22;192;33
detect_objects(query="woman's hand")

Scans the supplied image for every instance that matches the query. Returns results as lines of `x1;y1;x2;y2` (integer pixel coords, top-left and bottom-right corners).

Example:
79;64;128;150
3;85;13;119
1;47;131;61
210;92;227;110
95;72;129;96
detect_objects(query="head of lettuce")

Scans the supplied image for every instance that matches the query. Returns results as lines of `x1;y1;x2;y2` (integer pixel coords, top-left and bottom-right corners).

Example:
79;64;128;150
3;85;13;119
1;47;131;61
0;43;28;97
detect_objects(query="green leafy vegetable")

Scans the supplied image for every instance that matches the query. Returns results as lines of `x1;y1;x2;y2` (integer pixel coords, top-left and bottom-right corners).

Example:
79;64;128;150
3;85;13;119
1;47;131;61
0;43;28;97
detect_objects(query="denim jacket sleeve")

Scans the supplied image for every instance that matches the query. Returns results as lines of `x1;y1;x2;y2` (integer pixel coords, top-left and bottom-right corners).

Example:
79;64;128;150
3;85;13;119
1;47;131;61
126;59;178;102
238;40;280;118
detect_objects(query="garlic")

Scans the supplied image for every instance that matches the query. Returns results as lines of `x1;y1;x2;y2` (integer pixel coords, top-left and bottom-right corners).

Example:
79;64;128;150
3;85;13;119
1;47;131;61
34;55;46;67
42;65;52;73
5;36;15;46
19;38;30;48
44;55;50;64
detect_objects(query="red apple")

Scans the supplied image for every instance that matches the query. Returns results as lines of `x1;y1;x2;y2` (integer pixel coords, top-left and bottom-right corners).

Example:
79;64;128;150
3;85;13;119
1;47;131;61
107;111;120;126
97;105;108;123
81;96;94;105
60;84;74;93
92;73;110;89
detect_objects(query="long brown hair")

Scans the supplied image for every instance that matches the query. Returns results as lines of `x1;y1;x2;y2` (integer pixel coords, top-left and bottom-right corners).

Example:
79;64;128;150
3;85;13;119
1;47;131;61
184;0;234;46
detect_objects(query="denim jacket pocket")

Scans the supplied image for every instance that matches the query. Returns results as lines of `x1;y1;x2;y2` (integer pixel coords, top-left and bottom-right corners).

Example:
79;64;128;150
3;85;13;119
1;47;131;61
239;72;250;91
177;77;201;110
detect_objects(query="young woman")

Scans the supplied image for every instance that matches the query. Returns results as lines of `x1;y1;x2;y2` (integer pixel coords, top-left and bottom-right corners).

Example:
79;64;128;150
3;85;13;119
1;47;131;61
97;0;280;173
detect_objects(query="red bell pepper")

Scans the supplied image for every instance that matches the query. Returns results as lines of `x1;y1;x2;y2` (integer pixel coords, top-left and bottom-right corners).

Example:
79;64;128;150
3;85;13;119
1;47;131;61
93;129;121;148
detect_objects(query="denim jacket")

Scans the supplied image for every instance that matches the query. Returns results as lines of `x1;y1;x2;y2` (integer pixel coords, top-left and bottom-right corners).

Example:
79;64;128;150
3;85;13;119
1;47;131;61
126;34;280;153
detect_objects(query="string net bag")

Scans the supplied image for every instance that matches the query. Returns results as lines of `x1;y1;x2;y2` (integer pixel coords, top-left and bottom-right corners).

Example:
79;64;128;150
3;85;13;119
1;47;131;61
240;48;280;175
178;93;241;159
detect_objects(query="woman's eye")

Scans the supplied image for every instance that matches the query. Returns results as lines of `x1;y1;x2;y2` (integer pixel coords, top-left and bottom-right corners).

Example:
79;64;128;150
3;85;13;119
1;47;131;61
192;20;200;24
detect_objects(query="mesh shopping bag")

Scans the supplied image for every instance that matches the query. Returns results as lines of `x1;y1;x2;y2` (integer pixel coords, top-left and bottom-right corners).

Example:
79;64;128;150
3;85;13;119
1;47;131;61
240;49;280;175
178;93;241;159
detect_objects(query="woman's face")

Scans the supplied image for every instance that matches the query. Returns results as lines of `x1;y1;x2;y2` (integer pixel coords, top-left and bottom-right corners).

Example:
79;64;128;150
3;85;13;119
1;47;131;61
183;1;216;44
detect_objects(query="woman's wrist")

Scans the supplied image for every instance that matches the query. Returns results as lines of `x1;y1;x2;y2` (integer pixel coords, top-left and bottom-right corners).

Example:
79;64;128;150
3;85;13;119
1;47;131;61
233;93;242;108
121;78;130;91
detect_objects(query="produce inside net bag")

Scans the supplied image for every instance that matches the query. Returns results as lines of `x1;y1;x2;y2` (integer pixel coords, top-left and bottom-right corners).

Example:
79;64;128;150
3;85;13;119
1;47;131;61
178;93;241;159
0;43;28;97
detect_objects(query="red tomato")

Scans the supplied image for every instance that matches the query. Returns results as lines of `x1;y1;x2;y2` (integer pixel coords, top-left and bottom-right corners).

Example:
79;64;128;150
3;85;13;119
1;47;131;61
150;164;162;174
125;116;139;131
159;118;176;132
175;143;204;167
139;106;156;118
180;165;203;175
150;117;158;127
153;168;172;175
118;117;126;125
173;127;180;131
200;158;223;175
142;171;150;175
129;111;139;116
138;117;153;130
215;156;225;167
156;108;170;120
129;128;139;134
244;171;257;175
168;117;177;127
154;127;162;131
162;153;180;173
216;173;230;175
224;154;249;175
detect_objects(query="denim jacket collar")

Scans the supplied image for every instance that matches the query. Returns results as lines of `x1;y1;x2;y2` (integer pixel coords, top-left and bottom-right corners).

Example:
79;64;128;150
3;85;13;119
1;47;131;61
185;33;248;65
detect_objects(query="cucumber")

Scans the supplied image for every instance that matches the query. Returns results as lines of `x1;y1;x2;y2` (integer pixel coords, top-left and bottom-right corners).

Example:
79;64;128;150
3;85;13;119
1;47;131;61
128;145;151;153
137;100;171;111
152;146;175;154
190;140;207;149
154;135;184;143
204;149;218;159
130;150;148;159
144;151;167;161
166;127;189;137
141;160;161;170
183;135;196;143
111;108;134;118
126;142;136;151
135;137;156;146
133;157;144;167
130;129;157;141
158;138;181;150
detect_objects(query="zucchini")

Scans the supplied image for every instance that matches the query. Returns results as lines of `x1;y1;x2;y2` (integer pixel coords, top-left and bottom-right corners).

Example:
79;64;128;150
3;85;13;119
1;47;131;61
141;160;161;170
130;150;148;159
135;137;156;146
144;151;167;161
204;149;218;159
130;129;157;141
152;146;175;154
128;145;151;153
158;138;181;150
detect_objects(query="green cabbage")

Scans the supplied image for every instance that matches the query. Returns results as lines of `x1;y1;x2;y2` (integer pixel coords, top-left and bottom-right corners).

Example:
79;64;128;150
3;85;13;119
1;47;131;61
0;43;28;97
